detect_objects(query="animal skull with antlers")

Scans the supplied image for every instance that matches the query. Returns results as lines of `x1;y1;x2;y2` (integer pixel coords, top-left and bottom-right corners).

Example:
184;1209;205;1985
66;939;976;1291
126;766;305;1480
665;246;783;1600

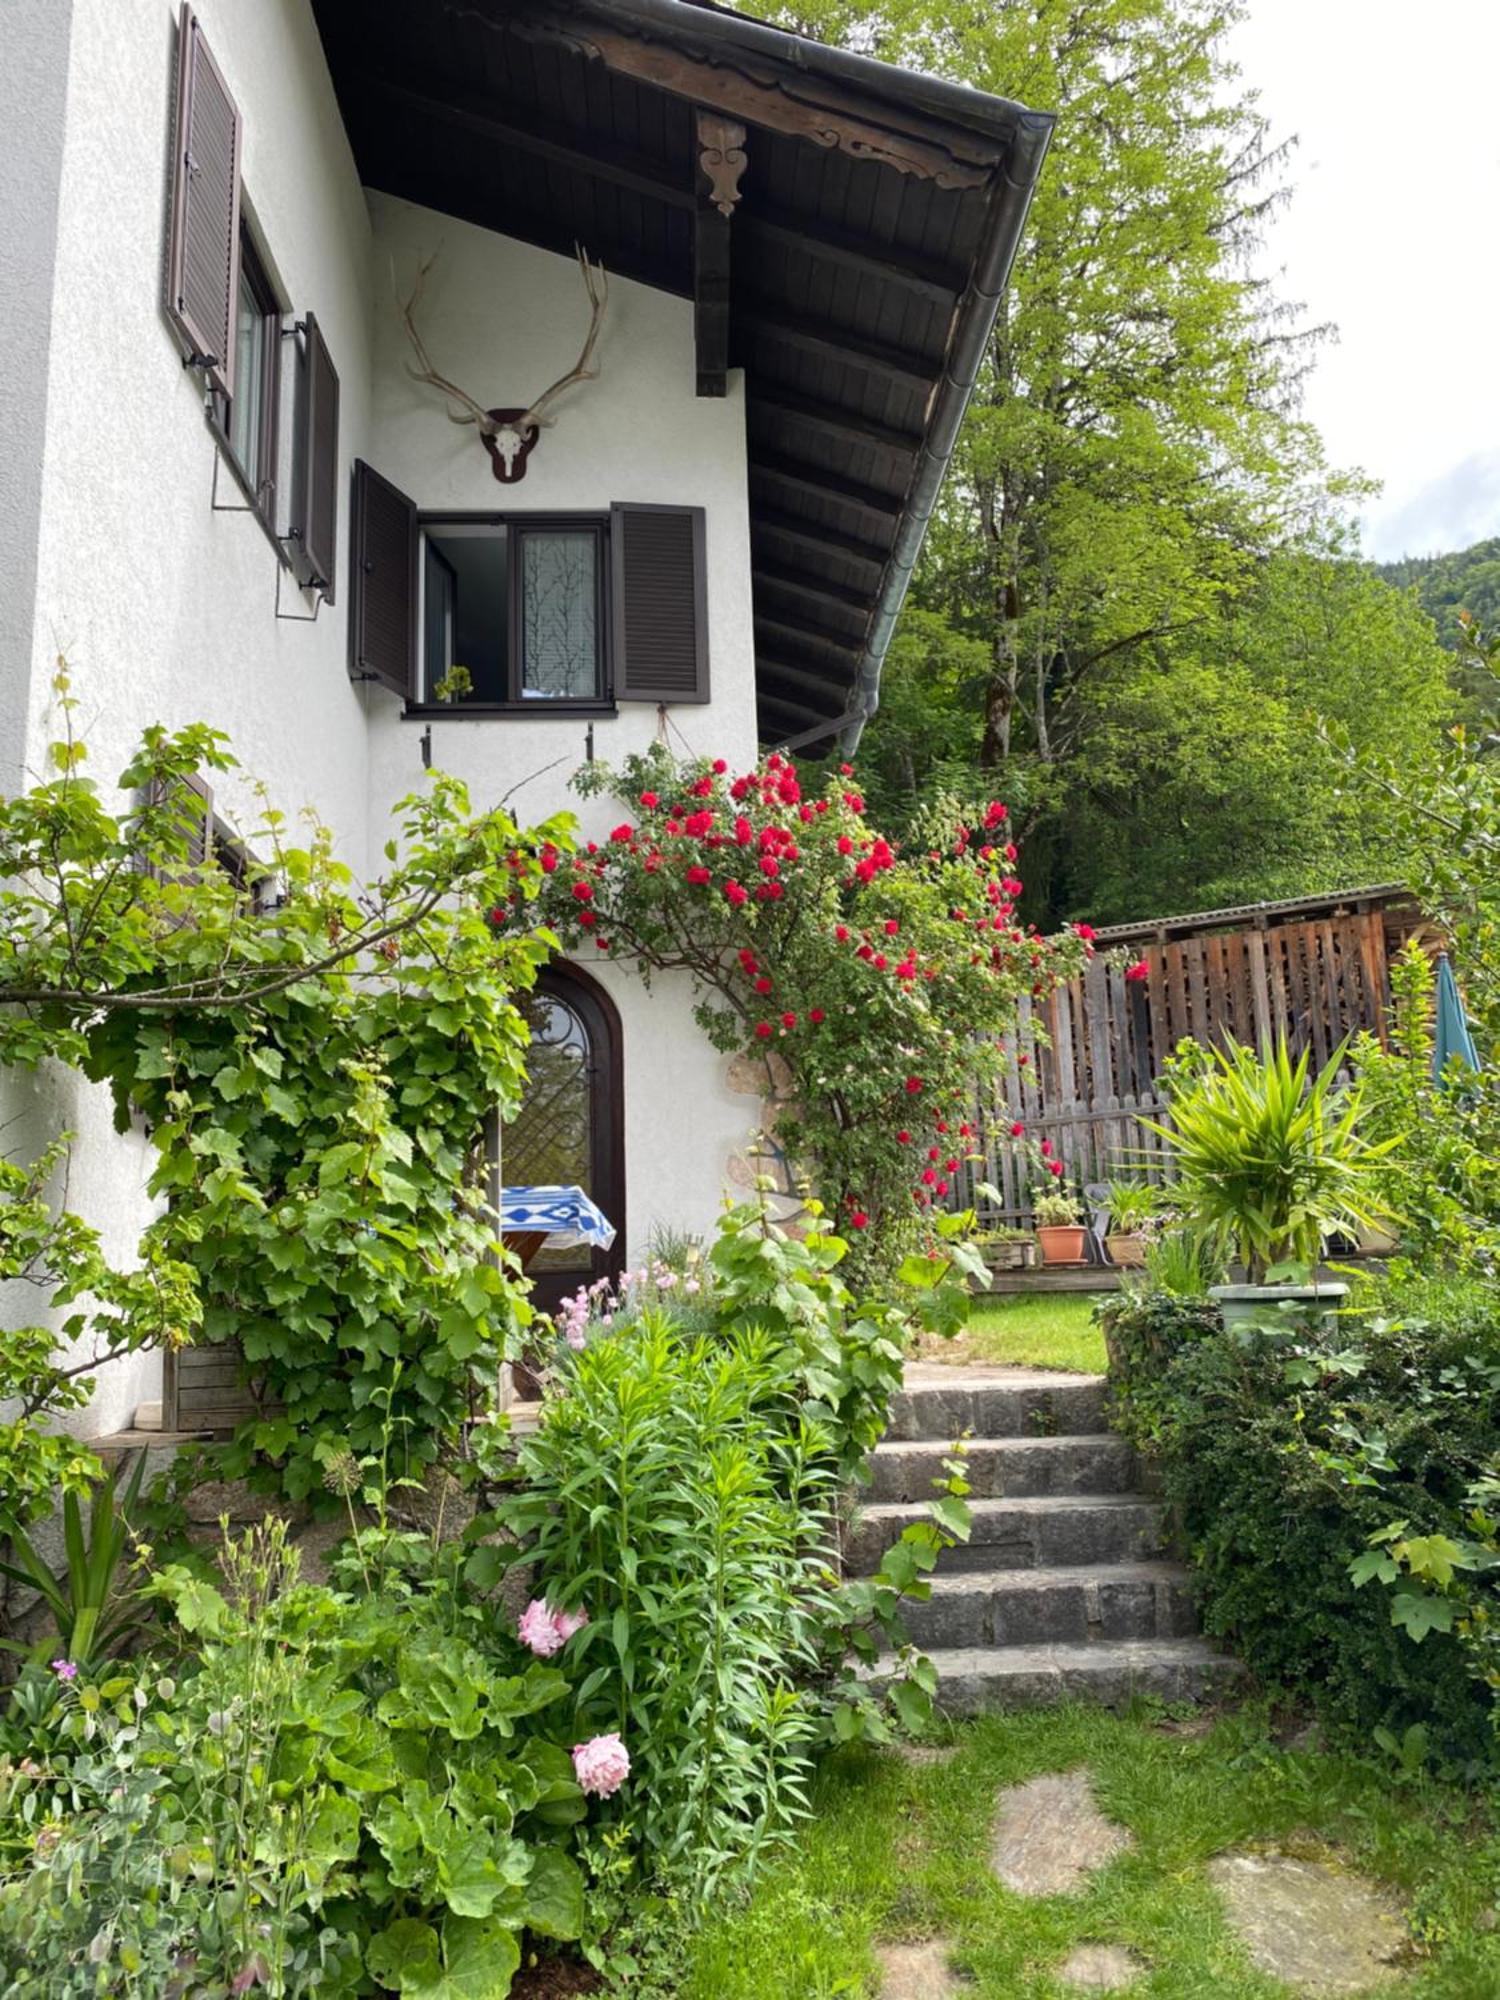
398;245;608;482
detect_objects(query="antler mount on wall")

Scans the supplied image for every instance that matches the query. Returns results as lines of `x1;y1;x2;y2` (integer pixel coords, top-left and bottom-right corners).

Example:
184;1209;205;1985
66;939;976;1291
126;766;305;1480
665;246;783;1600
398;246;609;483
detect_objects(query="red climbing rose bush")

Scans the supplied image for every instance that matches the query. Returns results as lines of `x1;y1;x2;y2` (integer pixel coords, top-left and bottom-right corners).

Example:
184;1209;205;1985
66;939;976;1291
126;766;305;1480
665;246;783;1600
507;746;1087;1268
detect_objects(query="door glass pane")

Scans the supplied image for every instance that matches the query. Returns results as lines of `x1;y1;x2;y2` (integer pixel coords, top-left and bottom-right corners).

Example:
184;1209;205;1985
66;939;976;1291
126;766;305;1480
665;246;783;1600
230;270;264;489
520;531;599;698
506;994;593;1273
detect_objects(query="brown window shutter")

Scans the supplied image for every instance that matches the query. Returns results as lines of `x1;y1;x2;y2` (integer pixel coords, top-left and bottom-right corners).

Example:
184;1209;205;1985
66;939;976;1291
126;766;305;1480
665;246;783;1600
165;7;242;400
144;774;214;908
290;314;340;602
350;460;417;698
610;504;709;704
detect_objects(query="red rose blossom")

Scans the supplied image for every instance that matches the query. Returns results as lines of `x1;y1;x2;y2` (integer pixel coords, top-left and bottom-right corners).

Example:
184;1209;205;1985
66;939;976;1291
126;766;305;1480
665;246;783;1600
754;975;773;994
571;881;594;902
754;1022;772;1040
1125;960;1150;982
639;791;659;809
725;881;748;906
849;1211;869;1230
810;1008;825;1023
685;865;712;886
780;1011;797;1030
905;1077;923;1094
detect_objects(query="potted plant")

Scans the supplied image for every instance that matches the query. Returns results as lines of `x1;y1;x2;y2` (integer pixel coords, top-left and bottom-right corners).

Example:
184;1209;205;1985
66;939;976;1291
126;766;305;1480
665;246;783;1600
1141;1036;1395;1328
1103;1178;1159;1267
977;1223;1038;1272
1032;1188;1088;1265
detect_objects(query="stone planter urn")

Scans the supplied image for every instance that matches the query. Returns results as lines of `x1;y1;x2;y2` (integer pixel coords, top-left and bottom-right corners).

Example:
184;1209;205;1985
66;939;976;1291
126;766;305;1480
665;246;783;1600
1210;1280;1349;1331
1104;1231;1148;1268
1036;1224;1088;1265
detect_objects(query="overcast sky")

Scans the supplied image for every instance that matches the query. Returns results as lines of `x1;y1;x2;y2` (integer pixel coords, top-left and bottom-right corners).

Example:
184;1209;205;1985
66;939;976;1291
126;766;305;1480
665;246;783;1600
1227;0;1500;560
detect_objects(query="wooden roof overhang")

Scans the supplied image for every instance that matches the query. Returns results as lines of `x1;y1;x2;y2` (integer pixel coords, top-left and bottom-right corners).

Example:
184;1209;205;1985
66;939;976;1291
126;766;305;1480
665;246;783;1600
310;0;1055;752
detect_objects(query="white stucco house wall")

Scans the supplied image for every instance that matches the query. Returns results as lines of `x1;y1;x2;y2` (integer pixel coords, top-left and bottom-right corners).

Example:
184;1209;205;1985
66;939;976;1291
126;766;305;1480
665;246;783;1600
0;0;1051;1439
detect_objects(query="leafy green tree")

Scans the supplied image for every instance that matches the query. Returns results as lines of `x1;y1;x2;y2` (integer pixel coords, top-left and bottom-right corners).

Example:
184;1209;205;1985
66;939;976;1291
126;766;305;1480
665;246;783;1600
758;1;1451;922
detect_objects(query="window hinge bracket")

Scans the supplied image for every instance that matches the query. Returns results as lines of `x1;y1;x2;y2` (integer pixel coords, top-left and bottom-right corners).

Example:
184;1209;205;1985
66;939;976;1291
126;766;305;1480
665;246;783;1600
274;560;321;623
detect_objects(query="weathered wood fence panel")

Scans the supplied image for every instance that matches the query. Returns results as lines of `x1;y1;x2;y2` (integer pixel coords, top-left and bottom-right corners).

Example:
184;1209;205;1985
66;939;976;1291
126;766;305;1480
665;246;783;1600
966;887;1425;1228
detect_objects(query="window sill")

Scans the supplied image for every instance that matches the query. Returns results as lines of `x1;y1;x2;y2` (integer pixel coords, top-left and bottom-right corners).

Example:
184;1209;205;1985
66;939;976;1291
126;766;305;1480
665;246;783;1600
403;703;618;721
206;416;288;571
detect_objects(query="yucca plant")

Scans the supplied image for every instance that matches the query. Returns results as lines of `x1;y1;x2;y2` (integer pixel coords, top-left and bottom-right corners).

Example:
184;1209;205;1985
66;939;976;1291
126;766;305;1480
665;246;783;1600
0;1448;148;1669
1141;1037;1395;1283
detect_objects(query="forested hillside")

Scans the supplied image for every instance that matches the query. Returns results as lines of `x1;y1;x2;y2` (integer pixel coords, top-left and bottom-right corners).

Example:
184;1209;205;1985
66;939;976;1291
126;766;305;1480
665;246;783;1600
1374;539;1500;649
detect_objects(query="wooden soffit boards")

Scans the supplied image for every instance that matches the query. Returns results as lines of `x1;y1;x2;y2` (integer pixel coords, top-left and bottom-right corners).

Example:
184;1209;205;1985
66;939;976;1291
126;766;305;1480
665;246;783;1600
501;2;1007;190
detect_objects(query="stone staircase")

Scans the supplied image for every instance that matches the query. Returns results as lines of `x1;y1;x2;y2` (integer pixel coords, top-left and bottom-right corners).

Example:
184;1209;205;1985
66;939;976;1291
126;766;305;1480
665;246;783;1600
854;1366;1241;1714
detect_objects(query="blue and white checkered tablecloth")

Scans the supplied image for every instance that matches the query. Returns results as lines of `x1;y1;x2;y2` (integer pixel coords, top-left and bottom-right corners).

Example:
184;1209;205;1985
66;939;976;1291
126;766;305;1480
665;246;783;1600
499;1185;617;1251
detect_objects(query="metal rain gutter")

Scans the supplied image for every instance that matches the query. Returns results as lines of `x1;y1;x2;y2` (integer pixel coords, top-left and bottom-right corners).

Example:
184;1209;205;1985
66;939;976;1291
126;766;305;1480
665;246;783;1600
579;0;1043;144
841;110;1054;753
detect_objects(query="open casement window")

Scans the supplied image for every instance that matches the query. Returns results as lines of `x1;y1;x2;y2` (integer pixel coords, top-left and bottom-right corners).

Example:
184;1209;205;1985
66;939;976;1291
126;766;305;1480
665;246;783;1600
289;314;340;601
351;481;709;710
209;227;282;519
165;7;242;401
350;460;418;698
610;503;709;704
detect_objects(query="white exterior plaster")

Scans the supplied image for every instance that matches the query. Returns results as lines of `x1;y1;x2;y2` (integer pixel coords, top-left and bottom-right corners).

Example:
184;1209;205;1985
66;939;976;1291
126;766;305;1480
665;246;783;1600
4;4;762;1433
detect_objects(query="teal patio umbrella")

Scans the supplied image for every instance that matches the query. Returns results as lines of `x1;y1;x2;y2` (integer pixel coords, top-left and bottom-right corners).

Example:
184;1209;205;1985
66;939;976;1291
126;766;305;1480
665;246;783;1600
1434;952;1480;1082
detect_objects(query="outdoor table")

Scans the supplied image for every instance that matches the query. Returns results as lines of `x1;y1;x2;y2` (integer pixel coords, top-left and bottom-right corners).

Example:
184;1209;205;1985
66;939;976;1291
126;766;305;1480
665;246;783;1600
494;1186;617;1414
498;1185;617;1271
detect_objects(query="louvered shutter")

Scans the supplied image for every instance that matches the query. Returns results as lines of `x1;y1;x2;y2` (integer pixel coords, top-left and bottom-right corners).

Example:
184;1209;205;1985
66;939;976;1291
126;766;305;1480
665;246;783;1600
290;314;340;602
610;504;709;704
165;7;242;400
144;775;214;917
350;460;417;698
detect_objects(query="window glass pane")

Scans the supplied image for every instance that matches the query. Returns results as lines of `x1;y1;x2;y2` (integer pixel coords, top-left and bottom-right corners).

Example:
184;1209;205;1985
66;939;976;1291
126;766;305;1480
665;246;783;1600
423;526;508;701
229;269;265;488
505;995;593;1274
521;531;599;698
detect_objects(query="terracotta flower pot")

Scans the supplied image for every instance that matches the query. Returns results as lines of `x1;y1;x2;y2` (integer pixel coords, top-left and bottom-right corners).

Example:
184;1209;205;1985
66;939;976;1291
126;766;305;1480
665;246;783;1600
1036;1224;1088;1265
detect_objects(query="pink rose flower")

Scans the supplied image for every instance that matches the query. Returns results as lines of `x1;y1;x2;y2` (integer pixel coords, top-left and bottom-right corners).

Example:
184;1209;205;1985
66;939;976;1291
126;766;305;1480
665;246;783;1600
517;1599;564;1658
572;1732;630;1797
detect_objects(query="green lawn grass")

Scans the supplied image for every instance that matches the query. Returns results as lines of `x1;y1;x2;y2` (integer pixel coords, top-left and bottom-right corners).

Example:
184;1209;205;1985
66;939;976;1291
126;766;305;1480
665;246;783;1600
677;1700;1500;1999
921;1292;1110;1373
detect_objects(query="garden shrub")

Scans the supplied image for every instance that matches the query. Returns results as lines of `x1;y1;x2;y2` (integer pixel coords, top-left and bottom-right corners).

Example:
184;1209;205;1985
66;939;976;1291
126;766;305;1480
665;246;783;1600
0;687;569;1504
1109;1277;1500;1766
524;745;1085;1270
489;1197;976;1911
0;1520;592;1996
1096;1289;1222;1453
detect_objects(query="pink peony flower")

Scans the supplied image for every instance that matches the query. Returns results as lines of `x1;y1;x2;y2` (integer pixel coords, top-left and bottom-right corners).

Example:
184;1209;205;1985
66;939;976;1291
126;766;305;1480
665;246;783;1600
572;1732;631;1797
555;1605;590;1642
518;1599;565;1658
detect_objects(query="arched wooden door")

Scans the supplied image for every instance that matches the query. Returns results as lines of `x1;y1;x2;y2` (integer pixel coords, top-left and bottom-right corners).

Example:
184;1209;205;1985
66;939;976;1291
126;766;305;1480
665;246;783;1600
503;966;626;1316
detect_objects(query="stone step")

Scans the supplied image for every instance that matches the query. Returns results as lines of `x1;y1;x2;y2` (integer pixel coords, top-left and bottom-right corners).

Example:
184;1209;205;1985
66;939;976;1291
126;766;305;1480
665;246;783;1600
898;1562;1199;1650
886;1372;1107;1444
844;1494;1169;1577
866;1638;1243;1716
868;1433;1137;1503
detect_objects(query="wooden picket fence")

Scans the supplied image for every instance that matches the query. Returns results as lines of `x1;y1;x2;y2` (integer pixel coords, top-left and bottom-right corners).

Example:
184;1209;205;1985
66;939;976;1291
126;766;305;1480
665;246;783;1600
961;886;1428;1228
